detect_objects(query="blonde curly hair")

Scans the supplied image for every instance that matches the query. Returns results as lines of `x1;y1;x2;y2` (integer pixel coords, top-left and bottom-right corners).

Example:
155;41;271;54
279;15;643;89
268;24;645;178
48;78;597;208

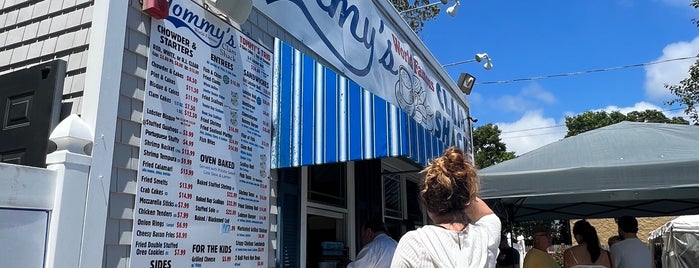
420;146;479;215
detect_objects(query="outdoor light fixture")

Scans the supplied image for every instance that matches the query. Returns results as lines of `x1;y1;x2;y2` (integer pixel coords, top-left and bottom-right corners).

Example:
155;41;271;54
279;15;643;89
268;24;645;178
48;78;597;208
445;0;460;17
443;53;493;70
457;72;476;95
399;0;461;17
204;0;252;24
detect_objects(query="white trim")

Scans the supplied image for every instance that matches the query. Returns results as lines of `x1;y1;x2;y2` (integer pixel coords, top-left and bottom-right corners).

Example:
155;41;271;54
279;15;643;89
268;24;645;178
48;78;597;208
0;163;56;209
301;163;355;263
307;201;349;214
307;207;345;219
78;1;129;267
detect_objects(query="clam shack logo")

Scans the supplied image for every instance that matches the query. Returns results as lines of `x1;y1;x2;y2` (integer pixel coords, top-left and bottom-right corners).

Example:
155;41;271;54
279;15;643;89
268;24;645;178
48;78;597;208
165;0;238;49
263;0;384;77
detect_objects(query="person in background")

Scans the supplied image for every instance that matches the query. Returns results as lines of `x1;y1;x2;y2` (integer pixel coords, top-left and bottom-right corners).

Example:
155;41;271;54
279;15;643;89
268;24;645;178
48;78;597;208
610;216;652;268
607;235;622;249
390;146;501;268
523;224;559;268
563;220;613;268
347;219;397;268
497;235;520;268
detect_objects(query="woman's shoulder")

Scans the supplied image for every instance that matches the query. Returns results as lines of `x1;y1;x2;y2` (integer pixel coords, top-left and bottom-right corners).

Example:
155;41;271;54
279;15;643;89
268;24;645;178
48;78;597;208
470;213;501;237
564;245;586;255
401;226;443;241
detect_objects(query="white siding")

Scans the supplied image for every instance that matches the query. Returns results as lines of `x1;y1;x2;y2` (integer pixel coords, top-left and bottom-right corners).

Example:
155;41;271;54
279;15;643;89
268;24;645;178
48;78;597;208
0;0;93;115
3;0;306;266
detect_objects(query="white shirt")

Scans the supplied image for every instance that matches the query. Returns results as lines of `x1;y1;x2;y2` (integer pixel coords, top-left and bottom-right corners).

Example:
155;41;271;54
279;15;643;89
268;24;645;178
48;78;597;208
610;237;652;268
348;233;398;268
390;214;501;268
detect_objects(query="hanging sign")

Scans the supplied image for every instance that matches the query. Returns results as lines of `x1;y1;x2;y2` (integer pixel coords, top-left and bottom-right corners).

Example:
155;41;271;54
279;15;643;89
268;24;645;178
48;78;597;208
131;0;272;267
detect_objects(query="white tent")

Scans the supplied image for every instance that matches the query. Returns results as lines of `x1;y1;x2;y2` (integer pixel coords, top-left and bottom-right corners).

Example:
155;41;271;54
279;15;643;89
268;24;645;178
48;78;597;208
479;122;699;221
648;215;699;268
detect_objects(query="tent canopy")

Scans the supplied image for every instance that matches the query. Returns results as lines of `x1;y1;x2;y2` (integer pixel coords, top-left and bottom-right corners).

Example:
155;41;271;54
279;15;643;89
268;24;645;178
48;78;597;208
648;215;699;268
649;215;699;240
479;122;699;221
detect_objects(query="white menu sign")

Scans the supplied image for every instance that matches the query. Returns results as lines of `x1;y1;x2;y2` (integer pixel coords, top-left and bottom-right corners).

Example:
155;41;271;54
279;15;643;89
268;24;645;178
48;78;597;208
131;0;272;267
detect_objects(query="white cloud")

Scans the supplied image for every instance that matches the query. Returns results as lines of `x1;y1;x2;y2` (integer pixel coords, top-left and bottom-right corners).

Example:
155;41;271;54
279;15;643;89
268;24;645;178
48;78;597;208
597;101;662;114
495;110;566;156
597;101;689;120
490;102;688;157
523;83;557;104
466;91;483;106
644;36;699;100
491;82;557;113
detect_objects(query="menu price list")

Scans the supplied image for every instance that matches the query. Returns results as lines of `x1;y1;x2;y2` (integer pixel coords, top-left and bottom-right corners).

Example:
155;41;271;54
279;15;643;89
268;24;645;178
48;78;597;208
130;0;271;267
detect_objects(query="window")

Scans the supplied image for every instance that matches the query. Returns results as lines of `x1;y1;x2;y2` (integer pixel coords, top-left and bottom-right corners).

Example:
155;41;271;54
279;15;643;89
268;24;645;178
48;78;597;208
383;174;402;219
406;180;422;223
308;163;346;207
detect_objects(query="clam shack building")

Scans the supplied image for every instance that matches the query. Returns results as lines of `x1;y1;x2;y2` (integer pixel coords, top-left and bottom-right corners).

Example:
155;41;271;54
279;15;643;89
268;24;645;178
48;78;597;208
0;0;474;267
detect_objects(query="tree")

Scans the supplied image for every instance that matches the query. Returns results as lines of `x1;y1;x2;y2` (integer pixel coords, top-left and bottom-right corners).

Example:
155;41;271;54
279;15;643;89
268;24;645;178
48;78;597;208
472;123;516;168
665;0;699;124
390;0;442;33
565;109;689;137
564;111;626;137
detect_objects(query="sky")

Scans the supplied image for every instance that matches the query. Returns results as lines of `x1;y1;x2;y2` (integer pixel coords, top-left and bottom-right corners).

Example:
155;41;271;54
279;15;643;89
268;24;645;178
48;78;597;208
417;0;699;155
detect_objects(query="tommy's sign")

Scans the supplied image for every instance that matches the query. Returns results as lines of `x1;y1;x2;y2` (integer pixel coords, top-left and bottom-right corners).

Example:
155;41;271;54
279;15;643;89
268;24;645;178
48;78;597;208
254;0;471;151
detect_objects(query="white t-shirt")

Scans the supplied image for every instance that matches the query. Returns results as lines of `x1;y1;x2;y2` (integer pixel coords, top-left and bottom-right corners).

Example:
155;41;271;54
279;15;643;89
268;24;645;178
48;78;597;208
390;214;501;268
610;237;652;268
348;233;397;268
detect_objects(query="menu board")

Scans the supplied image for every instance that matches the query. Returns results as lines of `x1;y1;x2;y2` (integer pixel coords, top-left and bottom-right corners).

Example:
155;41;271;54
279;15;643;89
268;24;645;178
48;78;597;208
131;0;272;267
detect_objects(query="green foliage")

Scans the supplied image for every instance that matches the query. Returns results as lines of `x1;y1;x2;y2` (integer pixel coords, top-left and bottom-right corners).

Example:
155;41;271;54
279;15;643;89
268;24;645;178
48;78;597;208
473;123;516;168
508;220;569;246
564;111;626;137
665;0;699;124
565;109;689;137
666;58;699;124
390;0;441;33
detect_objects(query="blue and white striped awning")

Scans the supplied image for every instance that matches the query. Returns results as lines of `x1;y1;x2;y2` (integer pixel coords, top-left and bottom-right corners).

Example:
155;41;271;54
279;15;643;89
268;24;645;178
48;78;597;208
272;40;451;168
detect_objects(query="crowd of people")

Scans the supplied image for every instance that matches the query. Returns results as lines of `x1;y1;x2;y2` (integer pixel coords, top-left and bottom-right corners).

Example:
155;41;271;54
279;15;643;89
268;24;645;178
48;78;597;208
340;146;655;268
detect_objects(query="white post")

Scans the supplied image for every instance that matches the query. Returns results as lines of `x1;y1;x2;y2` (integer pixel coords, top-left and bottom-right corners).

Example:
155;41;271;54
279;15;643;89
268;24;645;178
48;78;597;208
44;114;94;268
79;0;129;266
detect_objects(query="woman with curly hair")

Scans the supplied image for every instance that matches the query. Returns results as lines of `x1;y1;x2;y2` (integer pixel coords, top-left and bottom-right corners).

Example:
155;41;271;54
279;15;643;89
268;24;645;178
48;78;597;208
391;146;501;268
563;220;613;268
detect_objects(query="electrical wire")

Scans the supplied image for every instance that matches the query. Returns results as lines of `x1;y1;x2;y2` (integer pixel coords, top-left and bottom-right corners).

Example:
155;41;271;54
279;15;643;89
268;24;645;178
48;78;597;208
494;107;688;137
477;56;699;85
500;131;568;139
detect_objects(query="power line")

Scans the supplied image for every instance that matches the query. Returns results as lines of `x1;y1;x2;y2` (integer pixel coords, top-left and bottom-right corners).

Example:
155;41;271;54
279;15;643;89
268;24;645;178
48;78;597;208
494;107;689;136
500;124;566;134
477;56;699;85
501;131;567;139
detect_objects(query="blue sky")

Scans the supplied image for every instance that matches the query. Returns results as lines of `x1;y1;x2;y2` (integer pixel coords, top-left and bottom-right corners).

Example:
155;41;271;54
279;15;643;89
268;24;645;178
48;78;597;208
417;0;699;155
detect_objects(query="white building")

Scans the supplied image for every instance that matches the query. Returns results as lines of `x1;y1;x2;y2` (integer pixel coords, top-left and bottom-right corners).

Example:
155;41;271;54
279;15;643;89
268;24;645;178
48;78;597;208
0;0;473;267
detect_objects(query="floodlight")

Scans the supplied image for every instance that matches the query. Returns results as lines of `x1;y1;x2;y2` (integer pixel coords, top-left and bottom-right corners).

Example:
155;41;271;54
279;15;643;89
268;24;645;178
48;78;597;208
457;72;476;95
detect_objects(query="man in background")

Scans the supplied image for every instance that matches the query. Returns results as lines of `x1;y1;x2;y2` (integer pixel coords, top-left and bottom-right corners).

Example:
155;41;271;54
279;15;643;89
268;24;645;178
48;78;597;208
497;235;520;268
607;235;623;248
611;215;652;268
347;219;397;268
523;224;559;268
